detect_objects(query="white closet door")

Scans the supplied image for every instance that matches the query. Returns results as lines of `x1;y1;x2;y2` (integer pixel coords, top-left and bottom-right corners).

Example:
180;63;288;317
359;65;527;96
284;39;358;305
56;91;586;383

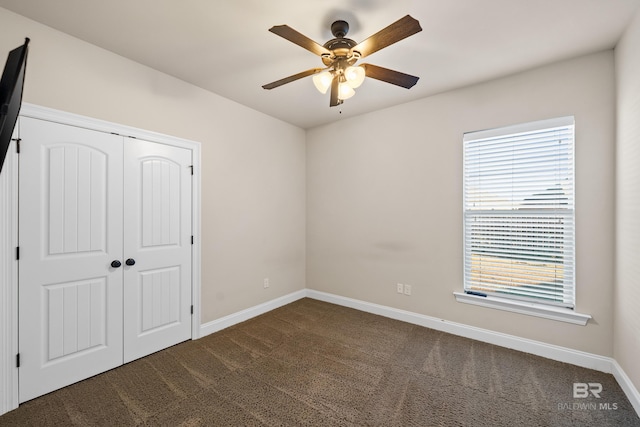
18;117;124;402
122;138;192;363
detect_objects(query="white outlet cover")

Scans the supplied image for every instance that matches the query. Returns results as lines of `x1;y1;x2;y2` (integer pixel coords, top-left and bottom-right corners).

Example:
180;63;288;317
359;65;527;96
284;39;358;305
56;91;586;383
404;284;412;295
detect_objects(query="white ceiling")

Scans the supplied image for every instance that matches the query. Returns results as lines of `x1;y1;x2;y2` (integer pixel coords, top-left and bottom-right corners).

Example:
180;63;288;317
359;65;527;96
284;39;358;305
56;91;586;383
1;0;639;129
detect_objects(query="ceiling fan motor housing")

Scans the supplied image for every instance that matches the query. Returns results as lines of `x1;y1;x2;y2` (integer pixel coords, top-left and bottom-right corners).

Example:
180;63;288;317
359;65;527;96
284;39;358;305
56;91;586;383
322;39;358;66
322;20;360;67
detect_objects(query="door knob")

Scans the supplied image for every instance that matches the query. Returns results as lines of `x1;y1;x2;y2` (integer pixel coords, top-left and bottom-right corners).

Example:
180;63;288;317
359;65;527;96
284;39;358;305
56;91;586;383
125;258;136;266
111;260;122;268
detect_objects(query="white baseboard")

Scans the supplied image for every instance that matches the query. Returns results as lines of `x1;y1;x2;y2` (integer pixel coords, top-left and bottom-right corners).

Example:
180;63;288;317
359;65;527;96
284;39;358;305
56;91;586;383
612;359;640;416
199;289;307;337
306;289;615;373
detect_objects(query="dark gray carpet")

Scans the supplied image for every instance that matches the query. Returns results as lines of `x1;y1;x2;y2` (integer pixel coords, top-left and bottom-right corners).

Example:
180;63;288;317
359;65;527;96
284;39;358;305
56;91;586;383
1;298;638;426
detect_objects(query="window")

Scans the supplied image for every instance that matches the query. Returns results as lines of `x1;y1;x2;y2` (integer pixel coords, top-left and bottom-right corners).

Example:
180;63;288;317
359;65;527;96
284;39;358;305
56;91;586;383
463;117;575;308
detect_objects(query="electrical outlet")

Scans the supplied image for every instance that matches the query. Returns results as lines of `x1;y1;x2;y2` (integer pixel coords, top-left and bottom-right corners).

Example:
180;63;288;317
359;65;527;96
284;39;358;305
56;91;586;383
397;283;404;293
404;284;412;295
264;278;269;289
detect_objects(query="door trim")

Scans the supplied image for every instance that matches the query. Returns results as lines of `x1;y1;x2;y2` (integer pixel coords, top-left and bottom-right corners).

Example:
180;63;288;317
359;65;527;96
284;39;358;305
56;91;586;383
0;137;19;415
0;103;202;414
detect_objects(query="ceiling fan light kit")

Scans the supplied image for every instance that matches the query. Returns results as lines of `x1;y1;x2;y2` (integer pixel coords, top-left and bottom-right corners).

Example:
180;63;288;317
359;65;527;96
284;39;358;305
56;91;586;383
338;80;355;100
312;71;333;94
344;66;366;88
262;15;422;107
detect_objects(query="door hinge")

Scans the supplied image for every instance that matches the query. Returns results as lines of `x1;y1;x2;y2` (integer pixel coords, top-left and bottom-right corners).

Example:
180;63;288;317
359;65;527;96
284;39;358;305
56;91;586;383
189;165;194;175
16;246;19;260
12;138;21;153
190;305;194;315
16;353;20;368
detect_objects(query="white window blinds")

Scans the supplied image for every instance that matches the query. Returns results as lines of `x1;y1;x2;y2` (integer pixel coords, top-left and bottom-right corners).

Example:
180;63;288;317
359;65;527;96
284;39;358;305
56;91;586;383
463;117;575;308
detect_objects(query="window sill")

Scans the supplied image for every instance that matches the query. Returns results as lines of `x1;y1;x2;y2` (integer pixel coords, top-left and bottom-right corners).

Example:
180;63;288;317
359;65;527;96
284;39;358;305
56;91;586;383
453;292;592;325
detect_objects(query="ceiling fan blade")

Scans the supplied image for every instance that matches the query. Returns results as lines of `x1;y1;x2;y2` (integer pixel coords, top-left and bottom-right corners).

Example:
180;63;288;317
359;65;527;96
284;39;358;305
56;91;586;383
262;68;324;90
362;64;419;89
269;25;331;57
330;77;340;107
352;15;422;58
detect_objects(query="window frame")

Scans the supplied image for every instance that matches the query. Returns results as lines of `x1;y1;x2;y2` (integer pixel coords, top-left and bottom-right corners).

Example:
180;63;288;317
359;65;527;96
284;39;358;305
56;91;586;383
456;117;591;325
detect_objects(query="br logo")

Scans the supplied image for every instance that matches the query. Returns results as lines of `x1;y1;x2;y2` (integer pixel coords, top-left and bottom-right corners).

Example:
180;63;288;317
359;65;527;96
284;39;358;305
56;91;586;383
573;383;602;398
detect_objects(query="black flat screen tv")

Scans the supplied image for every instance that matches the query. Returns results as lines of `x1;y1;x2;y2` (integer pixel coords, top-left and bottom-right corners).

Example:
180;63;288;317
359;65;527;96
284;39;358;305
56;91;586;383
0;38;29;173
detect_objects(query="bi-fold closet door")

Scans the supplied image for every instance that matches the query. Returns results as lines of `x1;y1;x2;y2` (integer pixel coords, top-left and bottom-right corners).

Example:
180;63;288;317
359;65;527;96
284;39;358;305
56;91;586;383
18;116;193;402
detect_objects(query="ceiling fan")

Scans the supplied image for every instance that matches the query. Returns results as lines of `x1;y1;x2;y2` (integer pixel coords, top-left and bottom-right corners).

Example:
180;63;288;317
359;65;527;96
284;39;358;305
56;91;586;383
262;15;422;107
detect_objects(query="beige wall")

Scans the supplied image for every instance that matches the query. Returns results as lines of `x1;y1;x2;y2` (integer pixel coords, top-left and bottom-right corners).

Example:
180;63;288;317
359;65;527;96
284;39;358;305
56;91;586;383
615;9;640;395
307;51;616;356
0;8;306;322
0;5;624;361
